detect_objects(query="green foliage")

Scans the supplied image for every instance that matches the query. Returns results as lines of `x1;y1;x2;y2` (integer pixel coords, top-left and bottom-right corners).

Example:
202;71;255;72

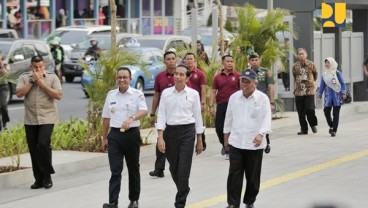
224;19;233;33
83;49;140;149
0;124;27;168
232;3;296;71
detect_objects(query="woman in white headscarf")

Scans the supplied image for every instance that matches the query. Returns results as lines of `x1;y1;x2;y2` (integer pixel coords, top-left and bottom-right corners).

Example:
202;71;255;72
317;57;347;137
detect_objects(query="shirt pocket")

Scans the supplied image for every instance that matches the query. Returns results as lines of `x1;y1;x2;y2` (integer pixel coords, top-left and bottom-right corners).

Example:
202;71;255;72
250;104;261;119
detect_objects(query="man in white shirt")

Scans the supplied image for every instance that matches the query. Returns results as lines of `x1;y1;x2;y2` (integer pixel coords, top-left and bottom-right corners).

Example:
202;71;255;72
156;65;204;208
223;69;272;208
101;67;148;208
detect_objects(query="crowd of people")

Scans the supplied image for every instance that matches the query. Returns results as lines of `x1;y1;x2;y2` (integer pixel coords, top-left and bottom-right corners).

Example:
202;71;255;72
3;25;368;207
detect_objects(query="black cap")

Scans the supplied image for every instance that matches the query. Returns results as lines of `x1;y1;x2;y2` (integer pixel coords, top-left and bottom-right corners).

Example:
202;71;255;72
240;69;257;80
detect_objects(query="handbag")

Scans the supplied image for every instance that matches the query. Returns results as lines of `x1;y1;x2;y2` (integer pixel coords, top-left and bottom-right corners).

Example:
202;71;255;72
343;90;352;104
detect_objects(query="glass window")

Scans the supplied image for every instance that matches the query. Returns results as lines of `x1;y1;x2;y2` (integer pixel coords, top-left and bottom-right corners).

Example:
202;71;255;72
11;43;25;62
142;0;150;16
23;44;37;59
165;0;173;16
137;39;166;50
34;42;49;57
154;0;162;16
151;49;163;62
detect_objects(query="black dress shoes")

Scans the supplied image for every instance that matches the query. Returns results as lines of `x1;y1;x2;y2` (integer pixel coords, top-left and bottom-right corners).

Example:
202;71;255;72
311;126;317;133
246;204;254;208
102;202;118;208
42;178;53;189
297;131;308;135
128;201;138;208
225;205;239;208
331;131;336;137
30;182;43;189
149;170;164;178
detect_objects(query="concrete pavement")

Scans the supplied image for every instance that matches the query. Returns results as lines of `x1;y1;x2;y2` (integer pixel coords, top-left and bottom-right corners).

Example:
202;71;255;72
0;102;367;208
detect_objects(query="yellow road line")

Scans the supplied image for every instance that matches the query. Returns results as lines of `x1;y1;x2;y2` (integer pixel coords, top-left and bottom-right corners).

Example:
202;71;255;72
187;149;368;208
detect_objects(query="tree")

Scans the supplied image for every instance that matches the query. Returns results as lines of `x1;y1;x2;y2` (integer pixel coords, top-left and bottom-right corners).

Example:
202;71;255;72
232;3;296;71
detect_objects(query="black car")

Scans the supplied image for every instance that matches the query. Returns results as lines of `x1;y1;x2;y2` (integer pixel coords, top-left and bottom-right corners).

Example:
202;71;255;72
0;38;55;102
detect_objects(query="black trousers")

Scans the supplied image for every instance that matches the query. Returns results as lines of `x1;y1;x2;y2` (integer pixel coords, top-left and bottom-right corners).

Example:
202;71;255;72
215;103;228;147
25;124;55;183
154;143;166;171
324;106;341;132
295;95;318;133
164;123;195;208
107;127;141;204
227;146;263;207
0;85;10;129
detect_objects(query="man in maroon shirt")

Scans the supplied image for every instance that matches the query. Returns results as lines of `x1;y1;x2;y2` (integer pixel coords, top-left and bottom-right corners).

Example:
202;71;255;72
184;52;207;149
148;51;176;178
209;55;240;158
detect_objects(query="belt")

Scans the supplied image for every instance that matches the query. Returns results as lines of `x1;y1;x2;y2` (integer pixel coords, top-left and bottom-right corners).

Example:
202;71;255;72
166;123;194;128
110;127;138;133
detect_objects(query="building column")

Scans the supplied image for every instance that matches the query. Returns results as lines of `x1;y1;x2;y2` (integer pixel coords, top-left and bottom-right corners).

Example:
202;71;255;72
127;0;131;33
1;0;6;29
94;0;99;25
352;8;368;101
67;0;74;26
50;0;56;32
294;11;314;60
323;27;342;70
20;0;27;38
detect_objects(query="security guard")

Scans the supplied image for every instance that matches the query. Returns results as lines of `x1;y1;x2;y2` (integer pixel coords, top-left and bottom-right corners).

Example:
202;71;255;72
101;67;148;208
16;55;63;190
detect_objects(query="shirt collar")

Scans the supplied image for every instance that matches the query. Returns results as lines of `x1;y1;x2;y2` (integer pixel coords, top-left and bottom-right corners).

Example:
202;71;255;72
116;86;133;95
220;69;234;75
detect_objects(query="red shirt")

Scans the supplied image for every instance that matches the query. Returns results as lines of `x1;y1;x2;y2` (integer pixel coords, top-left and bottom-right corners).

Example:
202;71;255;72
187;67;207;99
212;69;240;105
154;70;175;93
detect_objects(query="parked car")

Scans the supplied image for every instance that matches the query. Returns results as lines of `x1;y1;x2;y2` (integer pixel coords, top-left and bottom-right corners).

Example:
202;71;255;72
180;27;235;58
62;33;140;82
0;29;19;39
126;35;191;52
0;39;55;102
81;47;165;97
44;25;116;61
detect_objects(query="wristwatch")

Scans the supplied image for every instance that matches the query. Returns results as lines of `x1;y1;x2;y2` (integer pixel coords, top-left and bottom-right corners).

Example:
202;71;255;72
29;79;35;84
129;115;136;120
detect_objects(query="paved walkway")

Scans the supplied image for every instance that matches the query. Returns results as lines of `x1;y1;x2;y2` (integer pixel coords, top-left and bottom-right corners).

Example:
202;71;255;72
0;102;367;208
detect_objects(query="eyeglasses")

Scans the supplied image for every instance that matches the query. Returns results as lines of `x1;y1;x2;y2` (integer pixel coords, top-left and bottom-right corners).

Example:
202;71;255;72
117;76;130;80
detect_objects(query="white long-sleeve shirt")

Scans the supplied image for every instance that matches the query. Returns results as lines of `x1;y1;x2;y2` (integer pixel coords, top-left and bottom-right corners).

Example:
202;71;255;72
224;89;272;150
156;86;204;134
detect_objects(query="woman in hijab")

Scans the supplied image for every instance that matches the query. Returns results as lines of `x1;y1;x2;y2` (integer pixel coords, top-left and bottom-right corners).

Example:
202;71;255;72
317;57;347;137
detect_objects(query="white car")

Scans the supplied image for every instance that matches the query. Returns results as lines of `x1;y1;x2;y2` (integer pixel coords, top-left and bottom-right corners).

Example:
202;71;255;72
127;35;192;52
45;25;117;61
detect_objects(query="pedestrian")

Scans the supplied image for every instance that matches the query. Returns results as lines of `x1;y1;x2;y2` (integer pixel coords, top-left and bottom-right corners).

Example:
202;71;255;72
248;52;275;111
317;57;347;137
224;69;272;208
196;40;210;66
148;51;176;178
101;67;148;208
56;9;67;28
99;7;106;25
49;38;63;82
156;65;204;208
363;55;368;78
85;37;102;60
15;55;63;189
292;48;318;135
0;55;10;130
209;55;240;158
184;52;207;149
